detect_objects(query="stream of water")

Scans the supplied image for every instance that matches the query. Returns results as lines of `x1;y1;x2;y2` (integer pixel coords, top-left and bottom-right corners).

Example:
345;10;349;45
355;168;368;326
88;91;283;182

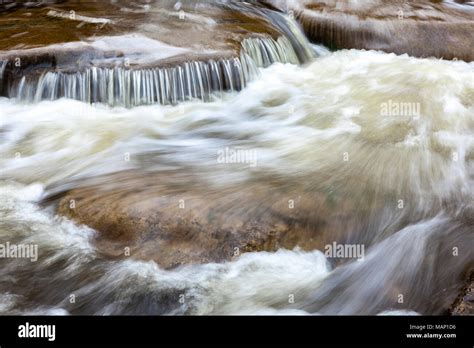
0;0;473;315
1;47;473;314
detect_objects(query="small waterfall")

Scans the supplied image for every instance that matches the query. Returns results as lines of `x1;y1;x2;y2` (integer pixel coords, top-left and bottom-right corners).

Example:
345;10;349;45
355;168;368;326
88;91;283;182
11;57;253;107
257;8;316;64
0;59;7;93
226;1;316;64
1;36;304;106
241;36;300;67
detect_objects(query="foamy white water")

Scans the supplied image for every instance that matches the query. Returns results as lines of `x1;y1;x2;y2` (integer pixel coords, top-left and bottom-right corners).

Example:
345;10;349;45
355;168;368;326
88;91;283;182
0;49;473;314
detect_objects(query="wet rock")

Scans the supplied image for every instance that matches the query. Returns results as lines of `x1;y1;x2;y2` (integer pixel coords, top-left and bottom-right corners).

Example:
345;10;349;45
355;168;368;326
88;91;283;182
53;171;357;269
450;274;474;315
0;1;273;51
267;0;474;61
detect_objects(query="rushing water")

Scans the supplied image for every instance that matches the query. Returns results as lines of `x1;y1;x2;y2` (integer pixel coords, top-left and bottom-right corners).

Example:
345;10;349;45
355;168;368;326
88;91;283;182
1;47;473;314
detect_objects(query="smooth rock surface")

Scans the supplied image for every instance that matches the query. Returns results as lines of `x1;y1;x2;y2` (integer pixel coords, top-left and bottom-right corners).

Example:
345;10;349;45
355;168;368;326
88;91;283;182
266;0;474;61
54;171;358;269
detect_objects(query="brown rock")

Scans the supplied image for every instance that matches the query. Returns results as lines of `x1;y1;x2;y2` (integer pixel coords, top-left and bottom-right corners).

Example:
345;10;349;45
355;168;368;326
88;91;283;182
0;1;278;51
53;170;360;269
268;0;474;61
0;0;280;69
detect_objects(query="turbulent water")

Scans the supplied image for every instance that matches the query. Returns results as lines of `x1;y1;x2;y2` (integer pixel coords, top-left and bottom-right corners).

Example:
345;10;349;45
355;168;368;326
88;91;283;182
1;48;473;314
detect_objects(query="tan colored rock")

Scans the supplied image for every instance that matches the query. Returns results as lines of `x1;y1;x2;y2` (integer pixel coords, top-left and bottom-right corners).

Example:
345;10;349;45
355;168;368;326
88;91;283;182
55;171;361;269
268;0;474;61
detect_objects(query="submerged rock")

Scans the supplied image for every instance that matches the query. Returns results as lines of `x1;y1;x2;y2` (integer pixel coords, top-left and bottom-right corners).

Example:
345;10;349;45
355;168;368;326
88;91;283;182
53;171;359;269
267;0;474;61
